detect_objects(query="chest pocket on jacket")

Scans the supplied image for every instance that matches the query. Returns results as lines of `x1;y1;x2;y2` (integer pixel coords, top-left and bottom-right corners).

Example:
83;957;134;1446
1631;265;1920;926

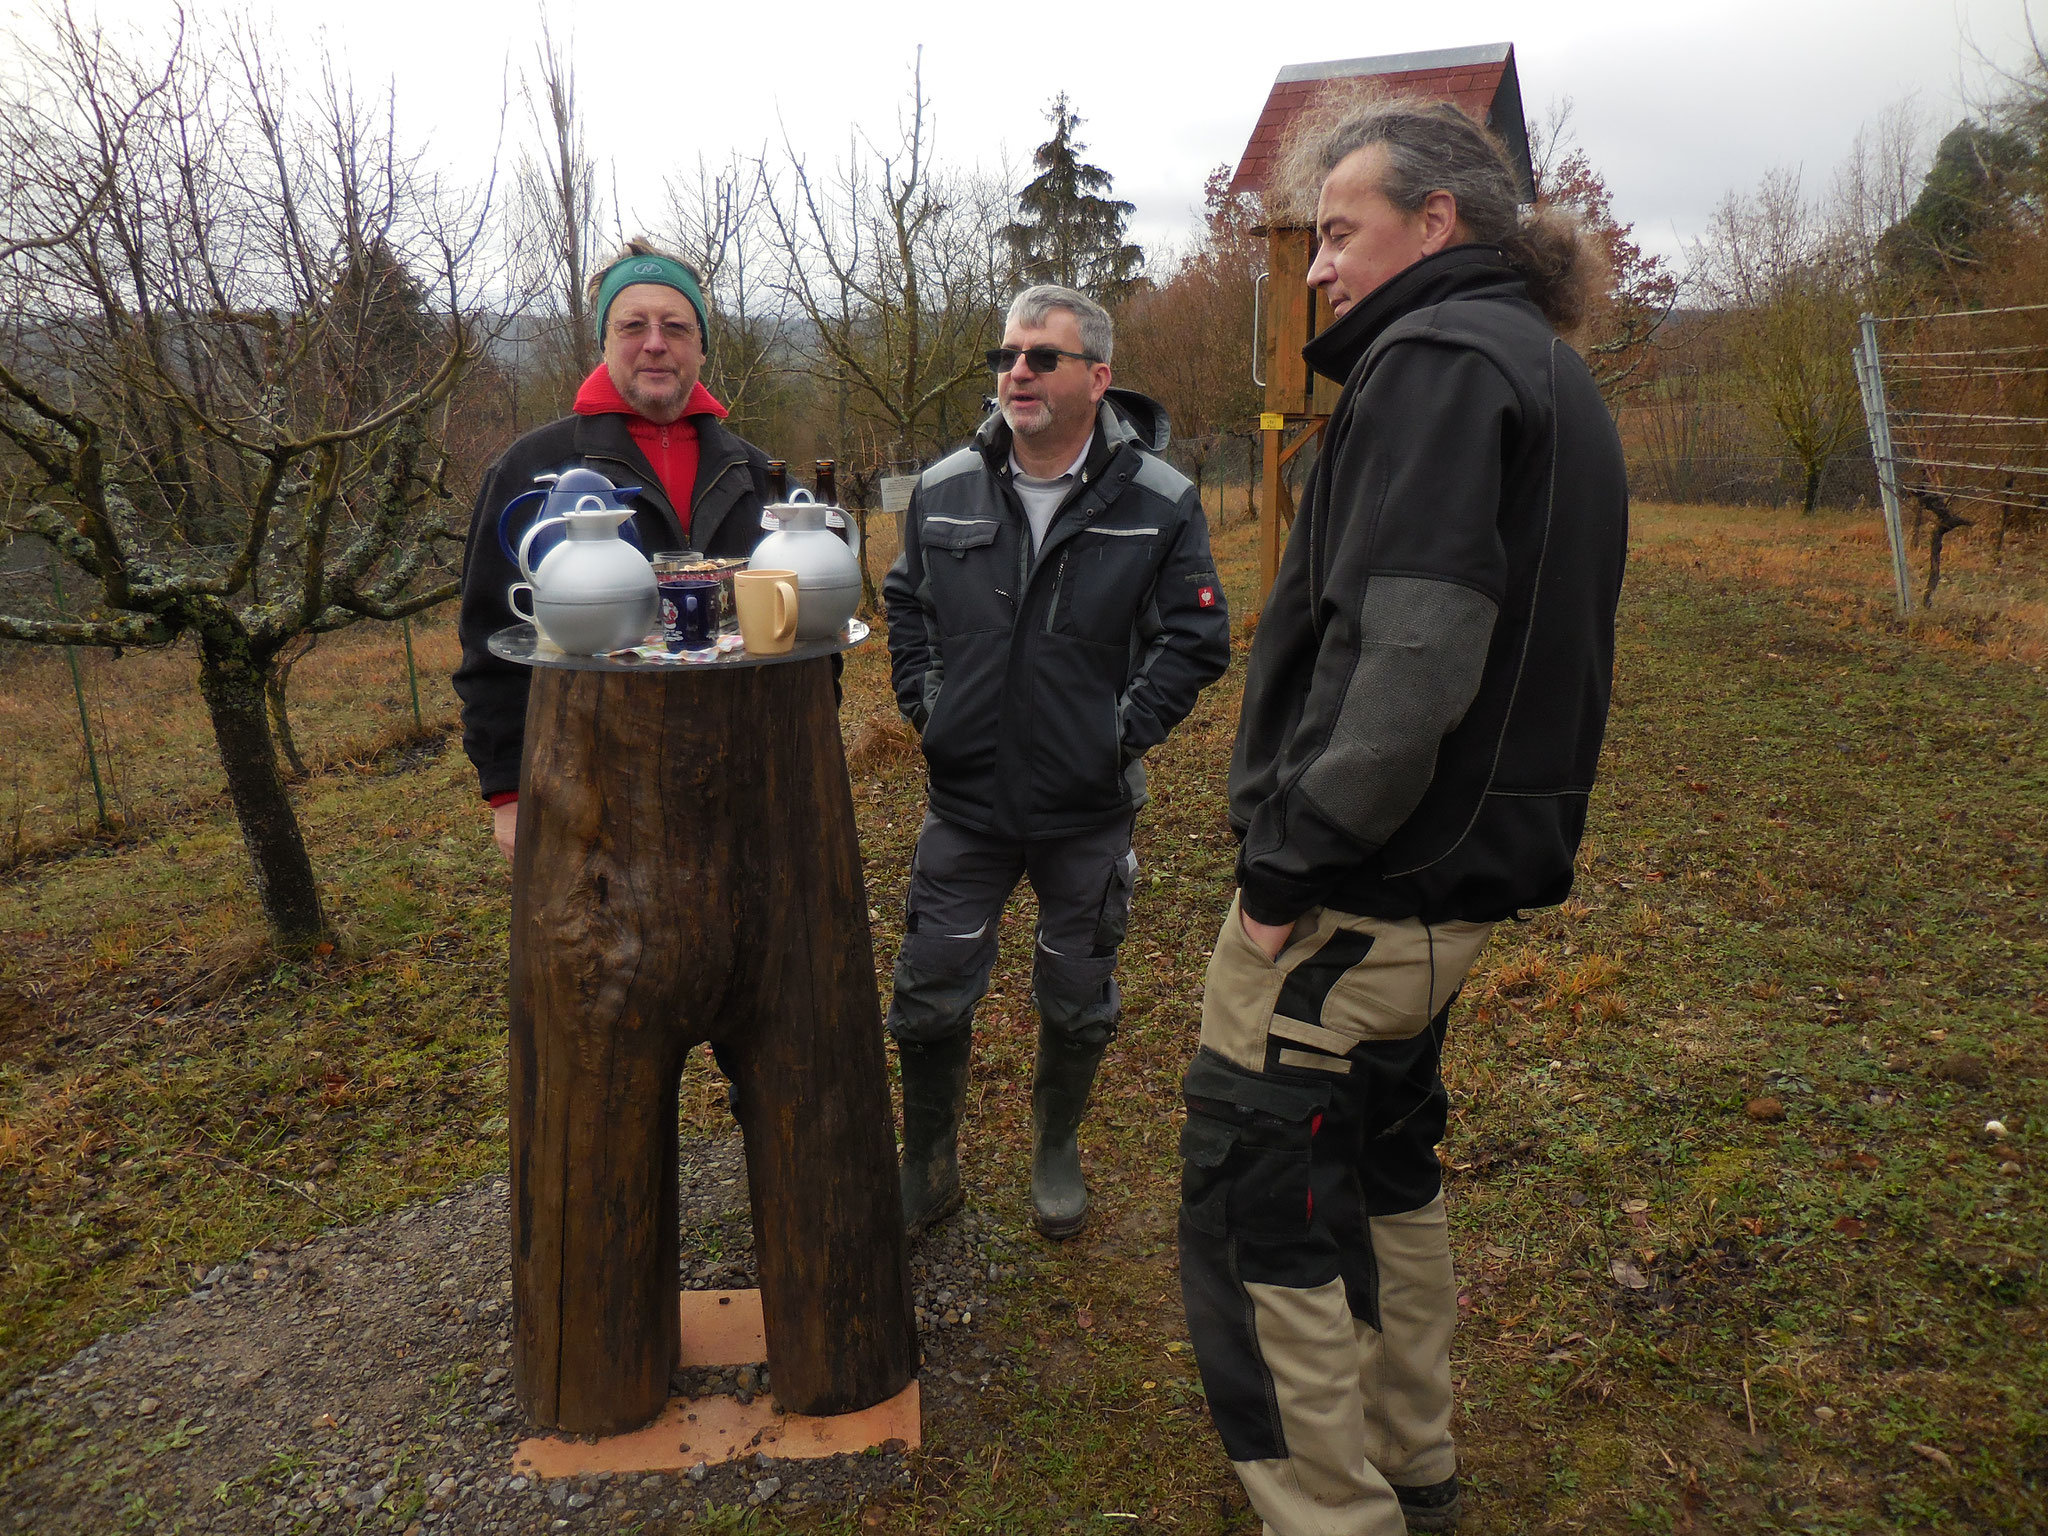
1054;525;1164;645
921;515;1010;634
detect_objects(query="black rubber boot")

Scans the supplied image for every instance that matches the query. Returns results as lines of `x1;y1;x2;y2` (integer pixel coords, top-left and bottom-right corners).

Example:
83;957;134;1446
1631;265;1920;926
896;1031;972;1237
1030;1022;1108;1240
1394;1473;1463;1531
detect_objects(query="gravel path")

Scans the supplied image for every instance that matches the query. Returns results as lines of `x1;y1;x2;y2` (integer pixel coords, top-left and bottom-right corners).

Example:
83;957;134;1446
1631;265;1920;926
5;1135;1028;1532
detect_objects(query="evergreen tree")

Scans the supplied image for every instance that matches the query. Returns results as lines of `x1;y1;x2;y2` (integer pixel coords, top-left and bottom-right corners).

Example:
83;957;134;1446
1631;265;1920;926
1878;120;2034;288
1003;95;1144;304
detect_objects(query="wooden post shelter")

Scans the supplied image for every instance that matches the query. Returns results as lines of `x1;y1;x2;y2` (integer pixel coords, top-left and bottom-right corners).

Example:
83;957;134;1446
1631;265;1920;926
1232;43;1536;597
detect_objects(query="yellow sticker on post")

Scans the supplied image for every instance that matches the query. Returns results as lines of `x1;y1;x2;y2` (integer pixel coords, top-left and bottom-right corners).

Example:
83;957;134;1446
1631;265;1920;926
1259;412;1285;431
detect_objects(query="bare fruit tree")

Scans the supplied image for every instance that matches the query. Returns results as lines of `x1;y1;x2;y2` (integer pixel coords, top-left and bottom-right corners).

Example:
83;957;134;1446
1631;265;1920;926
1693;170;1866;514
0;9;491;948
668;150;802;439
512;13;607;414
762;50;1014;472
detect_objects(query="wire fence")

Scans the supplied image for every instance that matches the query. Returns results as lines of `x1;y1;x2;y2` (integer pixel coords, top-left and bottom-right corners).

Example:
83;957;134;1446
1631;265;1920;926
0;569;461;867
1856;302;2048;612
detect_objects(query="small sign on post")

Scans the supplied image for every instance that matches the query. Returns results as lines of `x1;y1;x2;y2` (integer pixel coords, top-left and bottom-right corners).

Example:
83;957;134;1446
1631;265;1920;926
881;475;917;544
1259;412;1285;432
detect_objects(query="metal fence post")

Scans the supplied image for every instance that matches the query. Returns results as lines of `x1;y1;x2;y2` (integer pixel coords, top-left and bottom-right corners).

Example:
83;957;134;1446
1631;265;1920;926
46;555;111;828
1854;314;1913;618
401;616;424;731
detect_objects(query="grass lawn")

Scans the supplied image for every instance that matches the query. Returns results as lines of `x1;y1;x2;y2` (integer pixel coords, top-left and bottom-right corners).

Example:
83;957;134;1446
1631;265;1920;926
1;501;2043;1532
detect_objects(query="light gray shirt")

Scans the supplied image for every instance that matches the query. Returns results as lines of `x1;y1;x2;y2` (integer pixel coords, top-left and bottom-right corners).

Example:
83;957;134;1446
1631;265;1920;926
1008;437;1092;557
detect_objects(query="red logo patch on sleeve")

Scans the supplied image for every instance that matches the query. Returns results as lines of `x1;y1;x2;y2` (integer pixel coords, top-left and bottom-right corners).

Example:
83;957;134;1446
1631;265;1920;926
1197;586;1216;608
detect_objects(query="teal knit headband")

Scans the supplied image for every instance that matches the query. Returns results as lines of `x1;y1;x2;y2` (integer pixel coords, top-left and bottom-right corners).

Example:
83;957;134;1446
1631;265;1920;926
595;255;708;342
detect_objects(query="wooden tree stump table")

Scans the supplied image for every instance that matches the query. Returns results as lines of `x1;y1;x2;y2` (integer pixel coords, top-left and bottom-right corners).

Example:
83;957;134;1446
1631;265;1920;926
488;624;918;1436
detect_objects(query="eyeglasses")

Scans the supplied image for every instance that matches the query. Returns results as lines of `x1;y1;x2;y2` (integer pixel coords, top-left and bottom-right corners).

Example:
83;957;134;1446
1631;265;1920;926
612;319;700;345
986;345;1101;375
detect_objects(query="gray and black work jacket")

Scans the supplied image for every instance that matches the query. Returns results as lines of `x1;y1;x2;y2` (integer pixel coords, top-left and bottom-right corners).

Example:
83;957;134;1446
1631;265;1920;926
884;389;1231;840
1231;246;1629;927
453;408;773;800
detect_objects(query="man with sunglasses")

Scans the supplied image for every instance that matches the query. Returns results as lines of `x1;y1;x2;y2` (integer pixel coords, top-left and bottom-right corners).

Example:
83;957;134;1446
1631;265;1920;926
455;239;777;859
882;285;1231;1241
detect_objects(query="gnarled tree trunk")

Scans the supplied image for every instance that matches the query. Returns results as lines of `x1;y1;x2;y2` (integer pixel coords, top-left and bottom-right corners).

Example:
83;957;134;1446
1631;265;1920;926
195;617;329;949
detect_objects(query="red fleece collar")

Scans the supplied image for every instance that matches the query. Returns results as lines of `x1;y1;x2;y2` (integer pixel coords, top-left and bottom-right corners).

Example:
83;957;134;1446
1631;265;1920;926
572;366;726;421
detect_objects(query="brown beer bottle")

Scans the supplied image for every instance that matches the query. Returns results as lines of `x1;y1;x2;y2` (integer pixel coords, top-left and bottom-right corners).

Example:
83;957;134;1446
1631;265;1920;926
814;459;838;506
765;459;789;504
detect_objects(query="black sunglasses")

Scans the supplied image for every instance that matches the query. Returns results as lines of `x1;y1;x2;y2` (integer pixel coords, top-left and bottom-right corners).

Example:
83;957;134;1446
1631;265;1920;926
987;345;1101;375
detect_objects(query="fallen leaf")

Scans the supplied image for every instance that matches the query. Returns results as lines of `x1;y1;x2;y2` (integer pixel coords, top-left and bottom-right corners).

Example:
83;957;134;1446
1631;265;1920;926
1140;1380;1156;1391
1620;1198;1650;1214
1847;1152;1880;1172
1076;1309;1095;1331
1610;1258;1650;1290
1741;1216;1766;1236
1482;1244;1514;1260
312;1412;338;1429
1832;1216;1868;1240
1745;1097;1786;1122
1909;1442;1954;1472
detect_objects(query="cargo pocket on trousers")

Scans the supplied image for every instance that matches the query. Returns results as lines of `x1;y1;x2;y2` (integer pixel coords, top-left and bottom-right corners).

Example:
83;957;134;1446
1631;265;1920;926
1091;848;1137;955
1178;1113;1239;1238
1181;1049;1327;1242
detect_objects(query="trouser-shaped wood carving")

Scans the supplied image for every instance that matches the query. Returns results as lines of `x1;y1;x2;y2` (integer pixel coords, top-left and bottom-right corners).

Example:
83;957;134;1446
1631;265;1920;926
508;656;918;1436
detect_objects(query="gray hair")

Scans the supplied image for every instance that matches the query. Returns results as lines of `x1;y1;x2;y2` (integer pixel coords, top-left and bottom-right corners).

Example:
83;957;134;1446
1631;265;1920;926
1279;95;1598;331
1006;285;1114;364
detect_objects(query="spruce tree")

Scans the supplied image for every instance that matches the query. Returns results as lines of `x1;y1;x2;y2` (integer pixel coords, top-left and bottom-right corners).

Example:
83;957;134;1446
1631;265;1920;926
1004;95;1144;304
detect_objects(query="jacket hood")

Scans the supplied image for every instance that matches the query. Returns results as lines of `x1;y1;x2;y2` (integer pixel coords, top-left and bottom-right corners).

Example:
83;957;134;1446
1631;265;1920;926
572;364;728;422
969;385;1172;460
1303;245;1526;386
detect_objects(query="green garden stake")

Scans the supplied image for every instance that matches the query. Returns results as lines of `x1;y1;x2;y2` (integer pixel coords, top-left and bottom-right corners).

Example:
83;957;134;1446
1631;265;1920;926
401;615;423;731
47;556;110;829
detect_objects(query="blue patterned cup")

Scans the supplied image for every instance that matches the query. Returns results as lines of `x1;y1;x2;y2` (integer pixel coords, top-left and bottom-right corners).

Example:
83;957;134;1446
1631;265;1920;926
660;576;722;658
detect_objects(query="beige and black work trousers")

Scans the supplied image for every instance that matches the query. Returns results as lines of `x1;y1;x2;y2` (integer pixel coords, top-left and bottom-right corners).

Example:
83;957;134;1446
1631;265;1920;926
1179;895;1493;1536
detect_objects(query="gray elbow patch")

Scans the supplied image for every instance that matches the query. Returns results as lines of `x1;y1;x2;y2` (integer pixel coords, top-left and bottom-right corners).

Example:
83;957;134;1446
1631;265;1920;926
1296;575;1498;847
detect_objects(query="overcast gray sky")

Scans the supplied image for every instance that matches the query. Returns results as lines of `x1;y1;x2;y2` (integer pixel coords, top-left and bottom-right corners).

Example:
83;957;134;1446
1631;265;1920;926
24;0;2047;272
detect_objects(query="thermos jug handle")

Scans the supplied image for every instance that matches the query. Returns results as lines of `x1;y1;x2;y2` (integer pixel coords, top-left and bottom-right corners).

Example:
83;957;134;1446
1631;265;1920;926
517;516;570;582
496;488;547;566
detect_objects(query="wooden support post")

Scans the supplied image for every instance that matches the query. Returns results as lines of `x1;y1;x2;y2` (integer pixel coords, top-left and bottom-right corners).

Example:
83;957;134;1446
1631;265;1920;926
1260;414;1284;600
507;655;918;1436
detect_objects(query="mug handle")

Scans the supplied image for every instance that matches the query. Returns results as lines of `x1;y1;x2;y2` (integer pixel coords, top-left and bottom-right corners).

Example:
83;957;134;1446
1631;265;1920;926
508;582;536;622
773;577;798;642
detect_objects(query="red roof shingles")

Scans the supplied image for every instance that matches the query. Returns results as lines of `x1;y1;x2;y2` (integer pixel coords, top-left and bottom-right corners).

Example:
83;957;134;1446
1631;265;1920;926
1231;61;1510;197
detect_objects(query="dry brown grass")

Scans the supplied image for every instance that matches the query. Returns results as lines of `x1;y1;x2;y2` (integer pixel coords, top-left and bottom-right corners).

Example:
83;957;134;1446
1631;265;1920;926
1633;500;2048;665
0;613;461;866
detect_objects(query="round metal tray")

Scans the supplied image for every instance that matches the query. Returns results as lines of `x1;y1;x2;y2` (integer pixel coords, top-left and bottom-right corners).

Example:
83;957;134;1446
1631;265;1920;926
487;618;870;673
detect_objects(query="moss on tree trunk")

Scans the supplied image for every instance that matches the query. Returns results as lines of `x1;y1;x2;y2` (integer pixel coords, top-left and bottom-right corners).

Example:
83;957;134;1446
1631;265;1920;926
195;621;329;949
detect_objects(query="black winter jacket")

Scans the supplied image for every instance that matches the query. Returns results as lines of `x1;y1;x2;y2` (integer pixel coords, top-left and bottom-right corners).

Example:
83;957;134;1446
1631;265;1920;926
1230;246;1628;926
884;390;1231;840
453;407;774;799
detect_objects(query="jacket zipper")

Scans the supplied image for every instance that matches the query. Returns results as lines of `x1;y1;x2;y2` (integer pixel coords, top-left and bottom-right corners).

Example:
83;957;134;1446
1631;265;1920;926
1043;551;1068;634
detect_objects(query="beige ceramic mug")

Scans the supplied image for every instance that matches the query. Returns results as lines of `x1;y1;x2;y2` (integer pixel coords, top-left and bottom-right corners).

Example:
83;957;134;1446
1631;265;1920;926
735;568;799;656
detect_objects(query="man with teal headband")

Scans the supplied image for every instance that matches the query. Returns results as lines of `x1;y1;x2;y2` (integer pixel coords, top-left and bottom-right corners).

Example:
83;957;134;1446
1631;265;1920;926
455;238;780;860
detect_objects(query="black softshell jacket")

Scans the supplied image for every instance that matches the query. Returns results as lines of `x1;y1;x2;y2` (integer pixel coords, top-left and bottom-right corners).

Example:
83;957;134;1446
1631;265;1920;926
1230;247;1629;926
453;408;774;799
884;390;1232;840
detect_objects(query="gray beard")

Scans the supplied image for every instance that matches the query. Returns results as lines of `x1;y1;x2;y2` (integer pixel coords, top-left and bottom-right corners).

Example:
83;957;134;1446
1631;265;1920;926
1001;401;1052;437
